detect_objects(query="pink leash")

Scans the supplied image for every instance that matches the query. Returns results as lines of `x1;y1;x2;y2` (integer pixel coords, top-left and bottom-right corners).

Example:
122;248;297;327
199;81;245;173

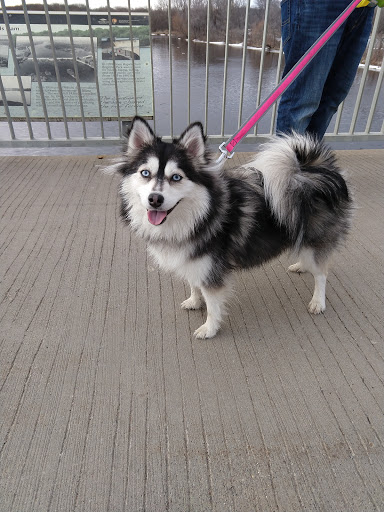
219;0;364;160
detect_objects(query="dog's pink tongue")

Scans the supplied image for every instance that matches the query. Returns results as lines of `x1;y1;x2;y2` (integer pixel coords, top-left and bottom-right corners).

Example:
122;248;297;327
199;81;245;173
148;210;167;225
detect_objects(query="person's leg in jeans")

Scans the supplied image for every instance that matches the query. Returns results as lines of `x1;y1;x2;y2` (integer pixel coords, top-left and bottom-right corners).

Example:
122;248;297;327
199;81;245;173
276;0;374;137
307;6;374;138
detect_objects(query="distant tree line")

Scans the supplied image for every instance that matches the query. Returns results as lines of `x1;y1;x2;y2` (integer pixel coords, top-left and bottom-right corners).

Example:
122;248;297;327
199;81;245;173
151;0;282;48
5;0;282;48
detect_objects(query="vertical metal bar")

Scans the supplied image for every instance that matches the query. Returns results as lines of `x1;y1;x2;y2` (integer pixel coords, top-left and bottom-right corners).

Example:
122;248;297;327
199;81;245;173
365;10;383;134
85;0;105;138
349;7;380;135
0;0;34;139
365;59;384;133
221;0;232;135
64;0;87;138
238;0;251;129
106;0;122;137
147;0;156;132
254;0;270;135
21;0;52;139
168;0;174;137
204;0;211;134
127;0;138;116
42;0;70;139
0;76;16;139
333;101;345;134
187;0;191;125
270;38;283;135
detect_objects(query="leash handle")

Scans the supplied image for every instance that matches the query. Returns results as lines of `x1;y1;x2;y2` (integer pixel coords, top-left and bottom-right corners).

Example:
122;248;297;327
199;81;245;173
221;0;365;157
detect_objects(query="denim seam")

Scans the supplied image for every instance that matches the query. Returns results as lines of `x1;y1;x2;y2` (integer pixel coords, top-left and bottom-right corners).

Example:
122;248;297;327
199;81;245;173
281;0;290;26
281;0;291;45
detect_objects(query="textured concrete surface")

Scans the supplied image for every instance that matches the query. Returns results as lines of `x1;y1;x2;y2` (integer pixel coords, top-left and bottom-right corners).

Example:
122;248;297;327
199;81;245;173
1;150;383;511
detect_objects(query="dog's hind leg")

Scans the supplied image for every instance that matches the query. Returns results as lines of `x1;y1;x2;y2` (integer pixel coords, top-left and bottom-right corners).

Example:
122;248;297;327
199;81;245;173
288;261;307;273
288;249;310;273
181;285;203;310
295;248;329;314
194;283;232;339
309;271;328;314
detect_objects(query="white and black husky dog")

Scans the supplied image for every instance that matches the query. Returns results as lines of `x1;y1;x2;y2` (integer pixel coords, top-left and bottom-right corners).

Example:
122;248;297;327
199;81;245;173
107;116;352;339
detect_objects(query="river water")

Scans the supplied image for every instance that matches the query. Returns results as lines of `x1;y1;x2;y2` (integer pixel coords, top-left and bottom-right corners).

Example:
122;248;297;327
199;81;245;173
152;36;384;137
1;36;383;154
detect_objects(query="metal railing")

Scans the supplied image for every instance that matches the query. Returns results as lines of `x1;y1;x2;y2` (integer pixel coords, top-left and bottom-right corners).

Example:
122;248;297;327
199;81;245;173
0;0;383;148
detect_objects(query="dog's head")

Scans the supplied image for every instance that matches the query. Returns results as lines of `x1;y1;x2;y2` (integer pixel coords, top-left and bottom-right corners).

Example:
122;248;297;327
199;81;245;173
107;117;222;241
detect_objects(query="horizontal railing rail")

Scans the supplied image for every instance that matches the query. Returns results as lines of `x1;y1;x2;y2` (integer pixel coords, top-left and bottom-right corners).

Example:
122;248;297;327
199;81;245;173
0;1;383;148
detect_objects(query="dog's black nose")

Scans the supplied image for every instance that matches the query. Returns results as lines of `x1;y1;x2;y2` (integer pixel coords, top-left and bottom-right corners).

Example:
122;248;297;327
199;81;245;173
148;193;164;208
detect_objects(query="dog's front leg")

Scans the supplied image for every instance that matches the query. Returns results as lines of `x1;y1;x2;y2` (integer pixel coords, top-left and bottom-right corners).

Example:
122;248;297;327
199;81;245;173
194;284;231;339
181;285;203;310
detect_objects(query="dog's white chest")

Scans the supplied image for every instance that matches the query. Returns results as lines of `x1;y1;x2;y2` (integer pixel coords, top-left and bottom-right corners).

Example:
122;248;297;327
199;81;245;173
148;245;211;287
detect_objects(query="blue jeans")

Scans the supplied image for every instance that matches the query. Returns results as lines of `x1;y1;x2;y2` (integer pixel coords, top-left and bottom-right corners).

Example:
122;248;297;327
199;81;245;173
276;0;375;138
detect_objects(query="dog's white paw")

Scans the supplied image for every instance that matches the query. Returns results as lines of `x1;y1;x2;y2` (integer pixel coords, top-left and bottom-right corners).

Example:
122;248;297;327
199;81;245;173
181;297;203;310
194;322;218;339
288;262;306;273
308;299;325;314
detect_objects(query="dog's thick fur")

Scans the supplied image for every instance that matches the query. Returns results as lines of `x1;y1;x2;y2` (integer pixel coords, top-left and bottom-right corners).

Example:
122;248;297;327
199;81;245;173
106;116;352;338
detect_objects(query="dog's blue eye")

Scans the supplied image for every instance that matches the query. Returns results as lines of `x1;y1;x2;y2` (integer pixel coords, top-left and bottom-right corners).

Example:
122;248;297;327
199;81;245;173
141;170;151;178
171;174;182;182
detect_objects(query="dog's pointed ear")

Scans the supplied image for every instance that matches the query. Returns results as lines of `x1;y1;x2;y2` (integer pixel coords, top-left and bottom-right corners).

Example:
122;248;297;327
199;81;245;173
126;117;155;154
177;122;206;161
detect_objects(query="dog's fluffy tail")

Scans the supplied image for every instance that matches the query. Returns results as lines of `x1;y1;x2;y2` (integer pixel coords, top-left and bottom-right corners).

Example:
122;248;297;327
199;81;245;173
253;132;352;249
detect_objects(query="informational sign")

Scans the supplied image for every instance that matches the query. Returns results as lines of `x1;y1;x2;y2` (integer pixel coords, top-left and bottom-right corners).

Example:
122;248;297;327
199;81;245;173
0;11;153;120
